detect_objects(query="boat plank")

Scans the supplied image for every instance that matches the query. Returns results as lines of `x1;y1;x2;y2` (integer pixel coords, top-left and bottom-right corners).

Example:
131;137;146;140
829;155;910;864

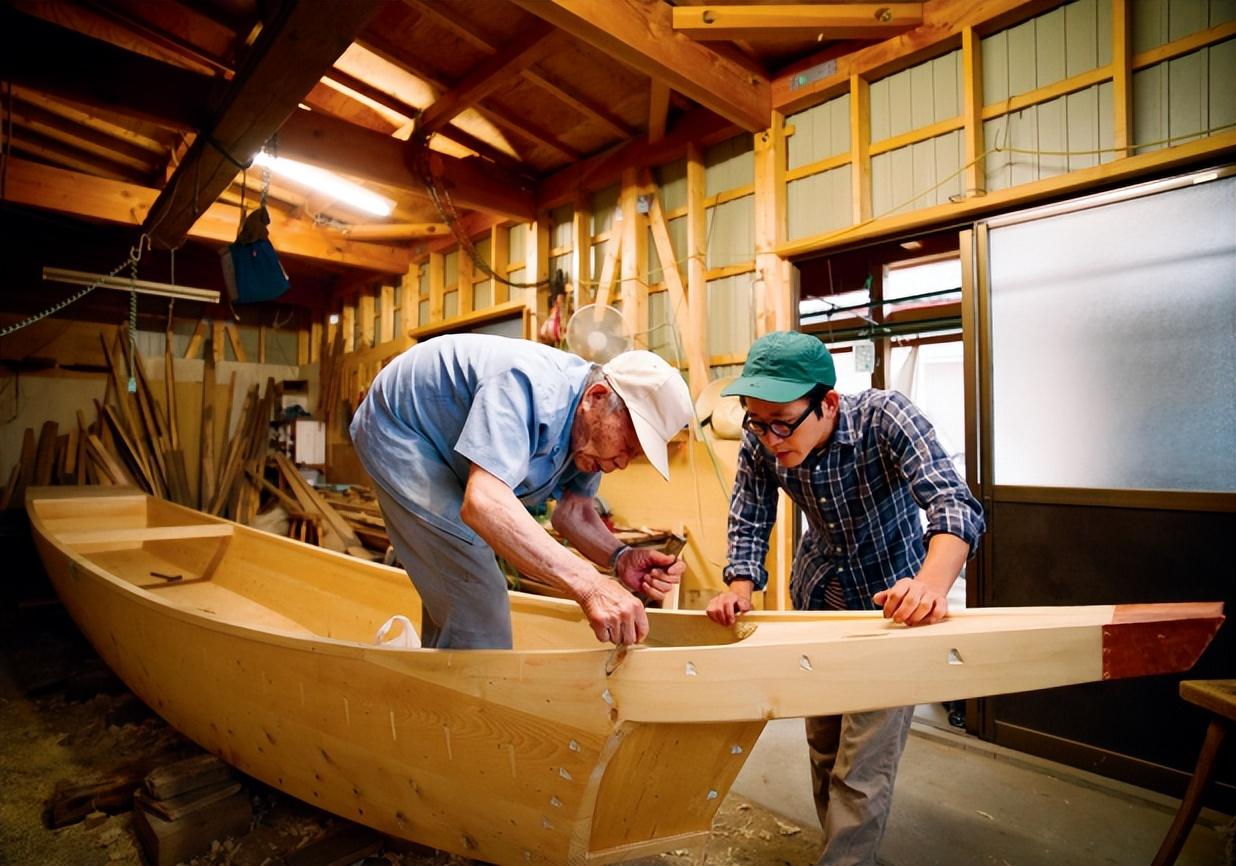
61;524;234;548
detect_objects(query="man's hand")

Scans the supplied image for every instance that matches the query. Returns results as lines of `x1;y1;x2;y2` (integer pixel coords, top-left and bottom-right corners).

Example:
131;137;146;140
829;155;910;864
578;578;650;645
873;577;949;626
614;547;685;601
706;591;754;626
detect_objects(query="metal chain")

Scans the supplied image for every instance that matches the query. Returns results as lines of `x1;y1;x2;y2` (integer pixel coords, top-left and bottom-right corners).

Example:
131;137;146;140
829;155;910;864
0;234;152;338
128;254;139;393
260;135;273;210
410;129;549;291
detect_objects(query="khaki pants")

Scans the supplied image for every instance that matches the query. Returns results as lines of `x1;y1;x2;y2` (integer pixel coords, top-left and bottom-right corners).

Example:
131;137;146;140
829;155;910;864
806;706;914;866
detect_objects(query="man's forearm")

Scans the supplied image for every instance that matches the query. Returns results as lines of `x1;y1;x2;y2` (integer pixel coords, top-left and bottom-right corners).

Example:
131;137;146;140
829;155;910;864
552;492;623;567
915;533;970;594
463;468;602;598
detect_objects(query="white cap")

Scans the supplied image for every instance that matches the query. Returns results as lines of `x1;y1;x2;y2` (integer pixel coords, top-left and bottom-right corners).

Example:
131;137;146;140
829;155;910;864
601;350;692;480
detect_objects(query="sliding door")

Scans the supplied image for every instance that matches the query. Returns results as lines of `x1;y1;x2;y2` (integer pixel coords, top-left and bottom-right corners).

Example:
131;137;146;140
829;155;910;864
972;167;1236;807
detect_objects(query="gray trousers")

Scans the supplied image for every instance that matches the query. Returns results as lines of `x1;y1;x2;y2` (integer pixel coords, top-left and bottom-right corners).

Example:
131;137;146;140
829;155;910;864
806;706;914;866
375;486;512;650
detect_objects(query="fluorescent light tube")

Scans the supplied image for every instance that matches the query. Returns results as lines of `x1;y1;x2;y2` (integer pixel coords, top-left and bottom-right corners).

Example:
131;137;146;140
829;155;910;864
42;267;221;303
252;152;394;217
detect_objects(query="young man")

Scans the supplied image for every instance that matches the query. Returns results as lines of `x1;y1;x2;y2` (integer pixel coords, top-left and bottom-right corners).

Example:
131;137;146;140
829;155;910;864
707;330;985;866
351;334;691;649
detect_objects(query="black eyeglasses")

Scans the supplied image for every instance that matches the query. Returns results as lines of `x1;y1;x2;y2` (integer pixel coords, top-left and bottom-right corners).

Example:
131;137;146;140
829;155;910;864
742;402;820;439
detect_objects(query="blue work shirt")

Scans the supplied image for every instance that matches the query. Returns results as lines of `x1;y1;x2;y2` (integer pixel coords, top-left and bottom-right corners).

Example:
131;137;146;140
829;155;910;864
350;335;601;544
724;389;985;610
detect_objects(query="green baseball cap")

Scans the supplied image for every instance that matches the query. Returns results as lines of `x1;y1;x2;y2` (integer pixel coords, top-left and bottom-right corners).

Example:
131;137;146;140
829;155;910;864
721;331;836;403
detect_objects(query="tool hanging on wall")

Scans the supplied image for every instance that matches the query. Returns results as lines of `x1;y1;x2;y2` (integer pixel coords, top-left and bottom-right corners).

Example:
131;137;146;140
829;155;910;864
220;138;289;306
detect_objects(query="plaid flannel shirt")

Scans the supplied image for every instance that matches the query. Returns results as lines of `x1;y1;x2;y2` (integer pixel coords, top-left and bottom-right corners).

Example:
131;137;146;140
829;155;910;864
724;389;985;611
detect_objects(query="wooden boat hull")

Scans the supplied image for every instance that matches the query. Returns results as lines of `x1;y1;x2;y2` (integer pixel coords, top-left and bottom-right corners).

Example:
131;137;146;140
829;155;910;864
26;488;1224;866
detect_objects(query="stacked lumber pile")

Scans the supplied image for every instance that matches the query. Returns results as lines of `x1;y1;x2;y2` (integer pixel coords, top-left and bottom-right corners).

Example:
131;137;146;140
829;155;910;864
319;485;389;554
2;327;194;506
1;324;379;561
132;755;251;866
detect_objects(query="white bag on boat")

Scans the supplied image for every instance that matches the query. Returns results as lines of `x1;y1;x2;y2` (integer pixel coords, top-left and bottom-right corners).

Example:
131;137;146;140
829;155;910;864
374;615;421;649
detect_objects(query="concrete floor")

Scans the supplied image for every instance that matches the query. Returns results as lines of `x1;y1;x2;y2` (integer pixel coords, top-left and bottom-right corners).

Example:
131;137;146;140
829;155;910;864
732;715;1233;866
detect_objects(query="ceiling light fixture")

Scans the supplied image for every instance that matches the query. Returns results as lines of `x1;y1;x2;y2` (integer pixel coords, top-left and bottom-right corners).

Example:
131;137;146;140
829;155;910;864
42;267;220;303
251;152;394;217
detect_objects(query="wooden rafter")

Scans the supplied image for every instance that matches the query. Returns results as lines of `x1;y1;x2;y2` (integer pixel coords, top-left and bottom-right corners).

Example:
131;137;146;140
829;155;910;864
7;98;158;174
142;0;382;249
0;7;212;131
4;126;143;184
277;110;535;221
480;104;582;163
3;157;409;274
354;31;567;165
75;0;234;76
538;107;737;209
398;0;635;146
399;0;496;53
671;3;923;41
328;224;450;241
521;70;636;140
508;0;770;133
417;20;557;137
322;67;527;173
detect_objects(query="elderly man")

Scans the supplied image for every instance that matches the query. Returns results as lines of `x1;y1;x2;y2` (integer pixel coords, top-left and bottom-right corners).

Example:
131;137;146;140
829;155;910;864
350;334;692;649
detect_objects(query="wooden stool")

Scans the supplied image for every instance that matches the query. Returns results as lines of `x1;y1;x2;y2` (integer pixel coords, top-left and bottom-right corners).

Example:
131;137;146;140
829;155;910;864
1151;679;1236;866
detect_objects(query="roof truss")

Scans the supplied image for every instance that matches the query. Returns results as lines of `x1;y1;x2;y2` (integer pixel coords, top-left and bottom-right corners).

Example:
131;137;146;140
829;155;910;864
508;0;770;132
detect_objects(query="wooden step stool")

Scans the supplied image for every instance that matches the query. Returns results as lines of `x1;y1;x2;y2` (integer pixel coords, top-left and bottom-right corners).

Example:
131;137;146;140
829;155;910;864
1152;679;1236;866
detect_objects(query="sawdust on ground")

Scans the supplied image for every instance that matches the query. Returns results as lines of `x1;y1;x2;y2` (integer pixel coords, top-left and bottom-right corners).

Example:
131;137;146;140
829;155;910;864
0;604;822;866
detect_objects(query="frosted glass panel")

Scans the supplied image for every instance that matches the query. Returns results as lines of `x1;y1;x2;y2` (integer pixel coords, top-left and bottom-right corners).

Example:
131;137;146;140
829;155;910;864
989;176;1236;491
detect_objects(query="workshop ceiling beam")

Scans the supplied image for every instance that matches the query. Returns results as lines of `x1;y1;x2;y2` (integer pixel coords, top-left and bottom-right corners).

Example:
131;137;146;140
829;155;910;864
671;3;923;42
141;0;383;250
508;0;770;133
416;20;557;137
0;7;215;131
538;106;737;209
277;110;536;222
2;158;410;274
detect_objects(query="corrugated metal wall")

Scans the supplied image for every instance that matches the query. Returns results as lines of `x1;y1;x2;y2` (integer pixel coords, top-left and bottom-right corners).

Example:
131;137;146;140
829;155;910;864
787;93;852;239
983;1;1115;189
785;0;1234;238
872;50;965;213
1133;0;1236;151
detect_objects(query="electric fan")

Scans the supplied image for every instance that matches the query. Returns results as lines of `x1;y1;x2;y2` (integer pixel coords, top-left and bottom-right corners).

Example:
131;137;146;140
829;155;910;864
564;302;631;363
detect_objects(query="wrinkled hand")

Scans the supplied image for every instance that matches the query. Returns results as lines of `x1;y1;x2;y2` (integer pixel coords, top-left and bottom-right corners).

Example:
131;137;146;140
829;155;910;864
872;577;949;626
706;591;753;626
615;547;685;602
578;577;649;645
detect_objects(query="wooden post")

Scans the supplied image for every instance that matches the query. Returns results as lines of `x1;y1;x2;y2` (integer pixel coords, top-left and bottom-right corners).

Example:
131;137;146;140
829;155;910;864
491;228;510;305
341;300;356;353
525;214;550;333
379;284;394;344
686;142;709;395
400;263;420;335
570;196;592;312
296;327;309;366
458;247;475;315
358;289;375;349
1111;0;1133;158
754;110;791;336
619;166;648;344
962;26;986;197
210;321;225;365
849;74;872;225
428;253;445;324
